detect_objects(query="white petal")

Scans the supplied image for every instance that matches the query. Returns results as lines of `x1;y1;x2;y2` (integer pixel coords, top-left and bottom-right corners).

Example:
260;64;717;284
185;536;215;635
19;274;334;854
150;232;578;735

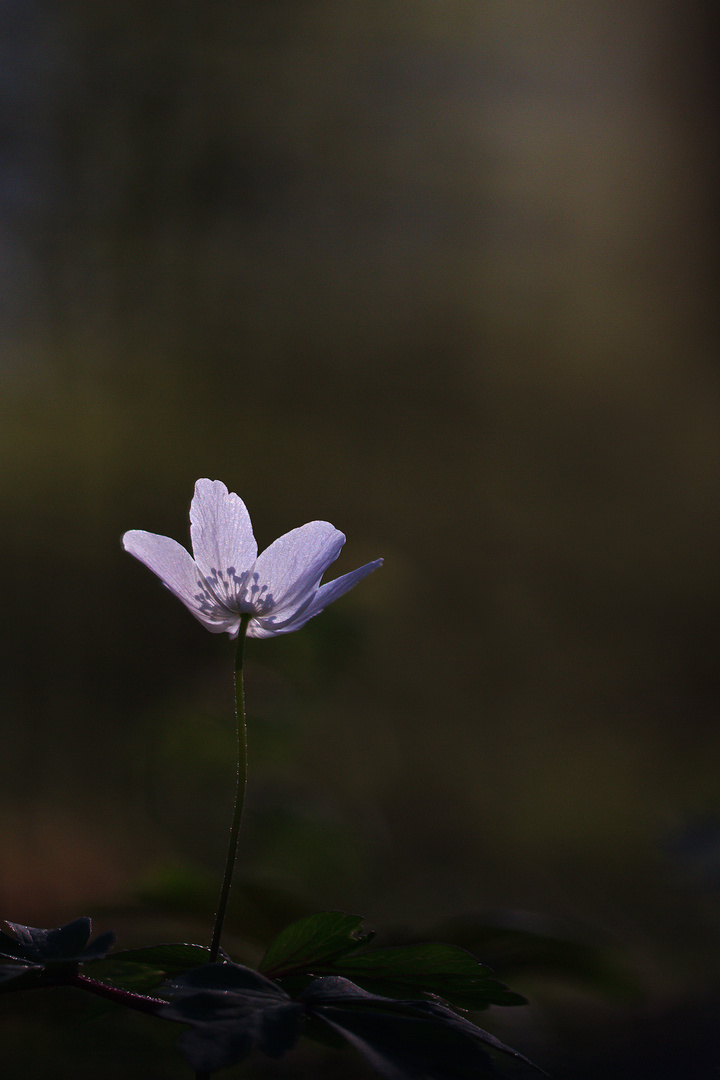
310;558;384;611
122;530;241;635
250;521;345;618
248;558;383;638
189;479;257;607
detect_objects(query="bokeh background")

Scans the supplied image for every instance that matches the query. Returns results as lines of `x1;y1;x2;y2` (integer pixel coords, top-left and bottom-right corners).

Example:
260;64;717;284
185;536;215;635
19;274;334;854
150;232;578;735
2;2;720;1077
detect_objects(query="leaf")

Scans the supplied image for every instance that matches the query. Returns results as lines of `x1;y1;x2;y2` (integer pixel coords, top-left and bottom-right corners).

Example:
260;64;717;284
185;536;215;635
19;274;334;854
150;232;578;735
0;939;26;962
101;943;214;975
85;943;217;995
259;914;524;1009
326;941;526;1010
301;977;543;1079
82;961;168;996
175;1003;303;1074
1;918;89;961
317;1005;495;1080
159;964;541;1077
0;963;44;990
78;930;117;962
162;963;305;1073
166;962;288;997
0;918;115;967
259;912;374;978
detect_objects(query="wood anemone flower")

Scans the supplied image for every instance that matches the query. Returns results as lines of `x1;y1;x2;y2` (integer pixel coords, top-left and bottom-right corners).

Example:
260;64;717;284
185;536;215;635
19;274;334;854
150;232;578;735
123;479;382;639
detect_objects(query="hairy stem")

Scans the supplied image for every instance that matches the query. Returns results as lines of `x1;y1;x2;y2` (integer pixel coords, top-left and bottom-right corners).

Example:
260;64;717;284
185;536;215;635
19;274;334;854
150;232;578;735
70;973;166;1016
209;615;251;962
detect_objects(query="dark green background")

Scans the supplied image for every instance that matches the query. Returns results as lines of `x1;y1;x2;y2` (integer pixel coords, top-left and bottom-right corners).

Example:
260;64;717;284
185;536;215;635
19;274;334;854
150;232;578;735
1;2;720;1076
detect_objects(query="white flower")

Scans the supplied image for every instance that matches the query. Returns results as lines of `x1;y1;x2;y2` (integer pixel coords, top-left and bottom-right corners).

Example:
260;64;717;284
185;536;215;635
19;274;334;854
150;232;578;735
123;479;382;639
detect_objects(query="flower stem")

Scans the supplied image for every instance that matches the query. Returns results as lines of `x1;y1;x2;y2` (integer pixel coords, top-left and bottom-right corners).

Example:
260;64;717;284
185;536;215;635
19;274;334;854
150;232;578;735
209;614;251;962
70;973;166;1016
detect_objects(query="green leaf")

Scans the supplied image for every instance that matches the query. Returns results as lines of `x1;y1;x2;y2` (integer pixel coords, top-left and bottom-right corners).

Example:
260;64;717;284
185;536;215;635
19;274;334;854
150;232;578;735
326;942;526;1009
259;912;374;978
84;943;214;994
105;943;214;974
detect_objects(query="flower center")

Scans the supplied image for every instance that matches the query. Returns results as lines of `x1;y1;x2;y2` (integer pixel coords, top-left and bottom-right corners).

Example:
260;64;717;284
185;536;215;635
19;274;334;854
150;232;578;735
193;565;248;614
195;565;276;617
241;571;274;615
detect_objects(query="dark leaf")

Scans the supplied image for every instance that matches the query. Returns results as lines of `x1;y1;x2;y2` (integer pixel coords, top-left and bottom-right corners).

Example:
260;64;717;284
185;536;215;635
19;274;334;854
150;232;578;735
326;942;526;1009
0;918;115;966
176;1019;262;1074
302;977;545;1076
405;1000;546;1073
316;1006;497;1080
162;963;304;1073
0;933;28;961
78;930;117;962
259;911;374;978
0;963;44;989
176;1002;303;1075
166;962;288;997
1;918;88;961
160;964;541;1077
300;975;402;1005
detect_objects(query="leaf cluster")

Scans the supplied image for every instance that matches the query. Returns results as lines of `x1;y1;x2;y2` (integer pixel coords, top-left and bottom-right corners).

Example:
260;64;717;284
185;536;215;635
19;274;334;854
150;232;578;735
0;917;115;989
161;912;541;1076
258;911;527;1009
162;963;541;1077
0;911;542;1078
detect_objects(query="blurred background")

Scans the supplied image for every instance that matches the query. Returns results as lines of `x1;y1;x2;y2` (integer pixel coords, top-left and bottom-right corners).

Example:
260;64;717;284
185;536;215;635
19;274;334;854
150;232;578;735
2;1;720;1076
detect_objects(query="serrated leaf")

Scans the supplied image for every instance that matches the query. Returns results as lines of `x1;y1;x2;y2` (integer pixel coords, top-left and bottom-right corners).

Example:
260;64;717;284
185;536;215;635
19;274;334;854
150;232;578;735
259;912;374;978
326;942;526;1009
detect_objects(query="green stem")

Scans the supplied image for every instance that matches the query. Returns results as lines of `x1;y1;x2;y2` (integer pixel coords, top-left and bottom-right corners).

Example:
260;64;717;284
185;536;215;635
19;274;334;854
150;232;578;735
209;614;251;962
